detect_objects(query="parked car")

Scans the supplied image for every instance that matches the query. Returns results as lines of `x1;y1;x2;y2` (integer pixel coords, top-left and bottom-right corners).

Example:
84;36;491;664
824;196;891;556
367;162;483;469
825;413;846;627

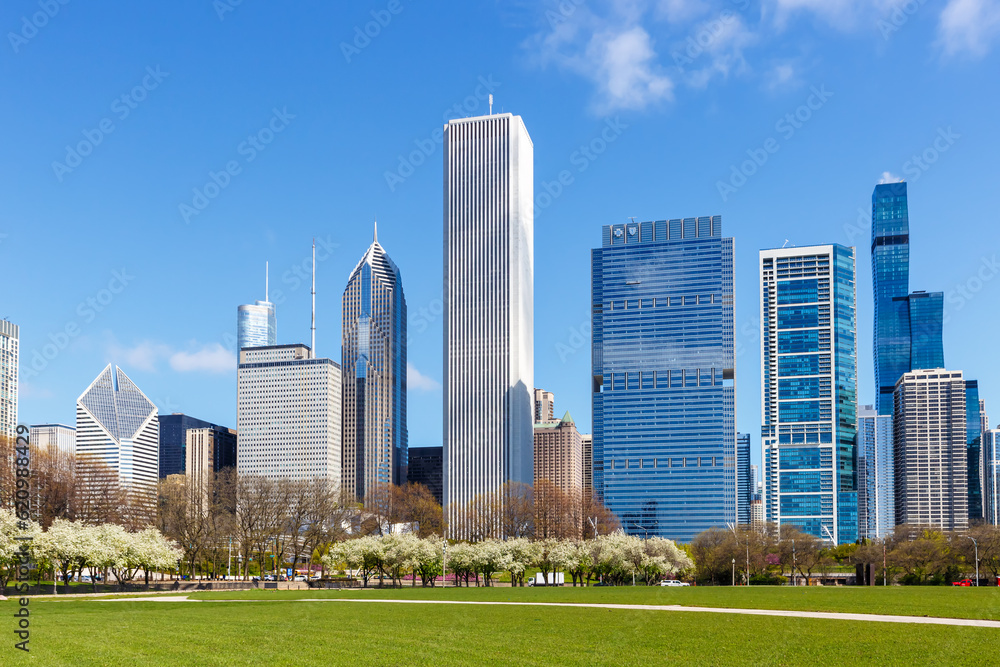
952;579;974;587
294;576;307;581
660;580;690;587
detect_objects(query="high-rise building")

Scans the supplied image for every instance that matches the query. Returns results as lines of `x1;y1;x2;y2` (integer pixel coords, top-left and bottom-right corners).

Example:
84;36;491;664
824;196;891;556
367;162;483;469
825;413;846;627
186;426;237;513
980;399;989;434
581;434;593;494
534;389;555;424
737;433;751;525
237;344;342;483
761;245;858;544
159;414;235;478
341;225;407;499
592;216;735;541
237;265;277;351
29;424;76;454
533;412;583;495
984;428;1000;526
443;112;534;534
965;381;984;521
857;405;894;539
0;320;18;440
76;365;159;511
893;369;968;531
407;446;443;506
872;182;945;416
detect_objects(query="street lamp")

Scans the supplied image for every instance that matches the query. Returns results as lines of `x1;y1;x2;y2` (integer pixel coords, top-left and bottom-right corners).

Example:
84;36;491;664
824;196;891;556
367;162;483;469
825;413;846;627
442;541;448;588
732;558;736;587
965;536;980;586
792;540;797;587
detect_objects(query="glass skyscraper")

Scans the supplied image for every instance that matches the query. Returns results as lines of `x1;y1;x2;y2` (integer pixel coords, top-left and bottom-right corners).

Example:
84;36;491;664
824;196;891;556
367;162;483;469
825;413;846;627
592;216;735;542
872;182;944;416
965;380;983;521
737;433;751;525
857;405;894;539
342;224;407;497
760;245;857;544
237;265;276;351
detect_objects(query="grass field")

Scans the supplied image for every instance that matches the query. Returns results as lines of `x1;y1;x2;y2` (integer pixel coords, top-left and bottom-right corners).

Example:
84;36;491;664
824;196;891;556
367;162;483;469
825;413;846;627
3;586;999;665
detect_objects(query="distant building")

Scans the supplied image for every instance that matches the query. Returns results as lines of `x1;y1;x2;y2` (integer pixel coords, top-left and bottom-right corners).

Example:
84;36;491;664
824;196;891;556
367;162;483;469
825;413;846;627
750;498;765;528
76;365;159;512
159;414;235;478
893;369;968;531
237;265;277;351
186;427;236;513
0;320;18;441
533;412;583;496
534;389;555;424
407;446;443;506
984;428;1000;526
29;424;76;455
581;434;593;494
237;344;342;483
737;433;751;525
965;381;984;521
857;405;894;539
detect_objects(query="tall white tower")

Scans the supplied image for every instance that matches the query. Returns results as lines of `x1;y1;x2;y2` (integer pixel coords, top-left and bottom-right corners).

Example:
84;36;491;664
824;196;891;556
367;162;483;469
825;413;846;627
0;320;18;440
443;113;534;536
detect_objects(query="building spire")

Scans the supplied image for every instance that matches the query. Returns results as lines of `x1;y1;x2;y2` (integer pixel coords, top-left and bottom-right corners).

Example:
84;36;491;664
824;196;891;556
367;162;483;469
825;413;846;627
265;261;269;302
311;239;316;358
374;217;378;244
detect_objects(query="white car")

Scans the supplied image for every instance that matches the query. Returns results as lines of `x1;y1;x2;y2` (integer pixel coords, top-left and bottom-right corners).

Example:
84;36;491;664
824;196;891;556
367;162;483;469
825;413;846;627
660;580;690;587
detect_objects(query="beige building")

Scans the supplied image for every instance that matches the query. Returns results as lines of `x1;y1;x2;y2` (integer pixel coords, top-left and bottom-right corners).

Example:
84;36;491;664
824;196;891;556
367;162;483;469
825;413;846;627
534;389;554;424
581;434;593;493
533;412;582;495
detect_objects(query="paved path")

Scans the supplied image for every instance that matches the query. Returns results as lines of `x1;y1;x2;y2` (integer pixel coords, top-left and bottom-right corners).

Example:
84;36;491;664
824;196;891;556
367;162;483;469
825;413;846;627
87;595;1000;628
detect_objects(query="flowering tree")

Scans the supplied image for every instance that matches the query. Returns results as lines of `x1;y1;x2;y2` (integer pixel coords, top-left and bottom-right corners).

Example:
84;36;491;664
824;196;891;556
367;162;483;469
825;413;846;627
1;509;40;592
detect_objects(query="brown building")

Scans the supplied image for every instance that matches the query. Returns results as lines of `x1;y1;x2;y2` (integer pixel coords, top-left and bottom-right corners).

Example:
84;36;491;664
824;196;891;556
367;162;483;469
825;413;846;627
533;412;582;494
581;434;593;493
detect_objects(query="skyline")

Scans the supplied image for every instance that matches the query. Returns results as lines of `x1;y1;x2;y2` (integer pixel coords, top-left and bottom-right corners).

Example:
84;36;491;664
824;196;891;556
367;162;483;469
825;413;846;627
5;1;1000;476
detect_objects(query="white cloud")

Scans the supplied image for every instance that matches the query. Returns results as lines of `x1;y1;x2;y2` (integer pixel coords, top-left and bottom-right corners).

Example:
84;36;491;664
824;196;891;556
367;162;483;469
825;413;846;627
680;14;757;88
938;0;1000;57
763;62;798;90
19;382;54;399
879;171;903;184
170;344;236;374
407;362;440;392
107;338;172;373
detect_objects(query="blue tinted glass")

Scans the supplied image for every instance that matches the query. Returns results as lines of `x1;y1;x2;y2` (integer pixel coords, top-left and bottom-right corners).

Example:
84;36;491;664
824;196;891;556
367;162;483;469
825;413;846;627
778;330;820;353
778;354;820;376
778;279;819;304
778;306;819;329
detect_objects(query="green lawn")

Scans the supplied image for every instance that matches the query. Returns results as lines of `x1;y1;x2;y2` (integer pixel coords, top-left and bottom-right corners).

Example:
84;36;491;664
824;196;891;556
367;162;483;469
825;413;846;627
1;590;997;665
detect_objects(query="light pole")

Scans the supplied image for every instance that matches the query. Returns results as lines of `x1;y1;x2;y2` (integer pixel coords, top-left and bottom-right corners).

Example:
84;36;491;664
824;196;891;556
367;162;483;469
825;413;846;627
732;558;736;587
965;536;980;586
792;540;796;587
442;541;448;588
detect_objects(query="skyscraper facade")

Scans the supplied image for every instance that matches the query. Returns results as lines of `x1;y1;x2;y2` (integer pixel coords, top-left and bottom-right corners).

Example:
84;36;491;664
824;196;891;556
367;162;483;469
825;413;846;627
534;389;555;423
237;268;276;351
965;380;984;521
592;216;735;541
0;320;18;440
75;365;159;510
185;427;236;514
406;446;443;505
760;245;858;544
159;413;235;478
533;411;583;495
857;405;894;539
984;428;1000;526
341;226;407;499
893;369;968;531
237;344;342;483
29;424;76;455
737;433;751;525
443;113;534;534
581;434;593;494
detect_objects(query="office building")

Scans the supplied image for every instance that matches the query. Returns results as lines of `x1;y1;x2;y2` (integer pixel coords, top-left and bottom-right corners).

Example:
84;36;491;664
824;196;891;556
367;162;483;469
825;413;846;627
237;265;277;351
186;426;236;513
0;320;18;440
29;424;75;455
407;446;443;505
857;405;894;539
984;428;1000;526
965;381;984;521
581;434;593;494
75;365;159;511
534;389;555;423
159;414;235;478
533;412;583;496
341;225;407;499
737;433;751;525
893;370;968;531
443;112;534;534
592;216;735;541
761;245;858;544
872;182;945;416
237;344;342;483
751;497;764;528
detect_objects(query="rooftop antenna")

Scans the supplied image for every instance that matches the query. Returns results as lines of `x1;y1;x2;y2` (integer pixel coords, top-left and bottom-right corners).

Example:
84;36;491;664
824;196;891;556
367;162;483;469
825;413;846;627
781;239;790;248
310;239;316;358
374;217;378;244
489;94;493;115
265;261;269;301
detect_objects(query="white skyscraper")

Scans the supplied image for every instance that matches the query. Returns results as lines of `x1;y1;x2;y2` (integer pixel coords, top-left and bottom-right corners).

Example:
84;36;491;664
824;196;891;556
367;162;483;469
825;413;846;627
443;112;534;534
76;365;159;509
857;405;894;539
985;428;1000;526
237;344;342;483
29;423;76;454
0;320;18;440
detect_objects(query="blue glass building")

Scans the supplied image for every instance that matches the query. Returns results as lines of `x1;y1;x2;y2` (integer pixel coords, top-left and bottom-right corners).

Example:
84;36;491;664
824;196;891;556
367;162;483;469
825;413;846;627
872;183;945;416
591;216;735;542
760;245;857;544
737;433;751;525
159;413;237;478
966;380;983;520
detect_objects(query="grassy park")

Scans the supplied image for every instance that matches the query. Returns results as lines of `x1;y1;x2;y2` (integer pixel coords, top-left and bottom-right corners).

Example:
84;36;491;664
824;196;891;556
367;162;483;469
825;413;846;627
3;586;999;665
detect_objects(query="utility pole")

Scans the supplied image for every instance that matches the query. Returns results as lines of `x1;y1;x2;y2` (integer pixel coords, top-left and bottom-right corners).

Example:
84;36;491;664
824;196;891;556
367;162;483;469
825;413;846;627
965;536;979;586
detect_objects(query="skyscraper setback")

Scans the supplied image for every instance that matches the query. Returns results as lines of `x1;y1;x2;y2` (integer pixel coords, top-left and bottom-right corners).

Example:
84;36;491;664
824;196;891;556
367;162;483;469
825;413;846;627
341;225;407;498
592;216;736;541
443;112;534;535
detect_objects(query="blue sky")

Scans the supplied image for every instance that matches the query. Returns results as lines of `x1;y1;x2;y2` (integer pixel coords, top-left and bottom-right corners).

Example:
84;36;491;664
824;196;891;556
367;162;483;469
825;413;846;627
3;1;1000;466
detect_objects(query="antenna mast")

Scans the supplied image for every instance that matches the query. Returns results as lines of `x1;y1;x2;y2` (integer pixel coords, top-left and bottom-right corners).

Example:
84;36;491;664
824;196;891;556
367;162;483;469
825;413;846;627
489;94;493;115
311;239;316;358
265;261;269;301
